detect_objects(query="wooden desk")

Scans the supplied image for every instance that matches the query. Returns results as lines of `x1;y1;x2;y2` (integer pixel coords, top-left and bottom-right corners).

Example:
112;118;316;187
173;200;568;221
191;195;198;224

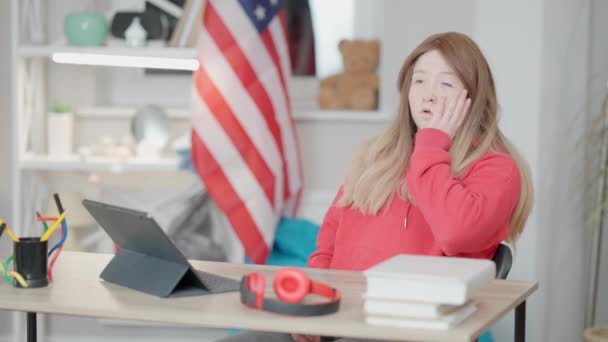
0;252;537;342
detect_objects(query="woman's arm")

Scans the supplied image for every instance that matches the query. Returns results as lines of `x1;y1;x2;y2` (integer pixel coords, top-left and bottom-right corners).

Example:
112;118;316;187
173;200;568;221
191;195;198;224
405;128;521;255
307;188;344;269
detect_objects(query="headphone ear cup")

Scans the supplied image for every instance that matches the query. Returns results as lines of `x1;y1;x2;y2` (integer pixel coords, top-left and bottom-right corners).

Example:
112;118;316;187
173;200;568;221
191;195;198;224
273;267;311;304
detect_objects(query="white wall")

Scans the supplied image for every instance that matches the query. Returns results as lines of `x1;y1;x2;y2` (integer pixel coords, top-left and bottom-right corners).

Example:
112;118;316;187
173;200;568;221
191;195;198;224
0;1;11;221
378;0;476;115
0;0;14;339
539;0;592;340
297;121;384;189
474;2;544;341
589;0;608;327
476;1;597;341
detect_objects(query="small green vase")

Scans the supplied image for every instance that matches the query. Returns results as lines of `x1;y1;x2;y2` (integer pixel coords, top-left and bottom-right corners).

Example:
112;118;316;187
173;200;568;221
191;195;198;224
64;12;108;46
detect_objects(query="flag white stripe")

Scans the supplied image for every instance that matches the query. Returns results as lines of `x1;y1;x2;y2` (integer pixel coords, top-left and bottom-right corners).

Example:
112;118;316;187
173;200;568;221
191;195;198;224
191;90;276;246
197;27;283;179
215;1;301;198
269;16;302;194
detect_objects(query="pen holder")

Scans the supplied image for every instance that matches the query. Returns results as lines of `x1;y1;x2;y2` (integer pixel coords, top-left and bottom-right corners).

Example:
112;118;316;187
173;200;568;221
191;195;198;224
13;238;48;288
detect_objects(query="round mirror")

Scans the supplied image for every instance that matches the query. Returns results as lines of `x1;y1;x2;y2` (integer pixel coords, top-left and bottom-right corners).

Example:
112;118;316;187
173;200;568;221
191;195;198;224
131;105;170;149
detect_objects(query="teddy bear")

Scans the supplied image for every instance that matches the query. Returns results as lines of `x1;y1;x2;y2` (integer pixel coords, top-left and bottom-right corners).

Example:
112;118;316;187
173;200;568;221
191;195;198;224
318;39;380;111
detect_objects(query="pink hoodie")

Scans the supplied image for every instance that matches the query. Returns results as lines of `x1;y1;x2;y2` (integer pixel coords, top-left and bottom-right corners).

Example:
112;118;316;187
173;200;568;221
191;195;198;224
308;128;521;271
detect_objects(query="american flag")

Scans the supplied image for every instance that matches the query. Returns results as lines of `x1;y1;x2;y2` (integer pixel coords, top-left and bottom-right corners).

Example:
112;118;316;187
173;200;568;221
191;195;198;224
191;0;303;264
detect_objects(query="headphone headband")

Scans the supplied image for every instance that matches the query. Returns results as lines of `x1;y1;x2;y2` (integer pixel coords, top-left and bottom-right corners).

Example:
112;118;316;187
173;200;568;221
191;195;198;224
239;268;341;316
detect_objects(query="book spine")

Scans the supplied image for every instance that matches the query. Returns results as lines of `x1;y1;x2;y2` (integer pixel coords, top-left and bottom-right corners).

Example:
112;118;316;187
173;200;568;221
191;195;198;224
365;316;450;330
364;302;438;319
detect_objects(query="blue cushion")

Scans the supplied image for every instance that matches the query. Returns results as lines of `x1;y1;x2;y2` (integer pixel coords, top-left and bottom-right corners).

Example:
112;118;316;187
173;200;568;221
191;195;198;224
244;216;320;266
266;216;320;267
479;331;494;342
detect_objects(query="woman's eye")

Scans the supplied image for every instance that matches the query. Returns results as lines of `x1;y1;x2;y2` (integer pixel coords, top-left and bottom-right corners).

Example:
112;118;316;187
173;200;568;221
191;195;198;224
413;79;423;84
441;82;453;87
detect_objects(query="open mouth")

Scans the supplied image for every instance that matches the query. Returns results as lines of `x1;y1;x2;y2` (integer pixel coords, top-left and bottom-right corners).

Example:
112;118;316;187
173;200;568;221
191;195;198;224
421;109;432;115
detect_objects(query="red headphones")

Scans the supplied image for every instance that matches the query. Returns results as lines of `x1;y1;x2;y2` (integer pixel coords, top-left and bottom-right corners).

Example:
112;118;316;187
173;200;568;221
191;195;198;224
240;267;341;316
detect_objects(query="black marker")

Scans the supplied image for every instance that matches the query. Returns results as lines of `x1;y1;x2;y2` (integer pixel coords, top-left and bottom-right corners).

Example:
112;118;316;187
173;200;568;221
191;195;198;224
53;193;65;214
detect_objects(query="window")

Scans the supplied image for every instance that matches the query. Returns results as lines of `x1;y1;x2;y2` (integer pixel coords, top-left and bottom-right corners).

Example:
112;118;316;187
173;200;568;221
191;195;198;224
285;0;358;78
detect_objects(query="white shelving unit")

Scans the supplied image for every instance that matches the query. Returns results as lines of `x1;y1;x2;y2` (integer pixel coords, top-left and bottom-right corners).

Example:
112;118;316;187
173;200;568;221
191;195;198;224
9;8;390;221
10;25;389;180
10;5;205;342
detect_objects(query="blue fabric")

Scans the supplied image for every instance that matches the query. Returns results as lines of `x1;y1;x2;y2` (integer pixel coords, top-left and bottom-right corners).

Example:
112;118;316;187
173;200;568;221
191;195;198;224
479;331;494;342
245;216;320;267
267;216;319;266
176;148;194;172
238;0;282;33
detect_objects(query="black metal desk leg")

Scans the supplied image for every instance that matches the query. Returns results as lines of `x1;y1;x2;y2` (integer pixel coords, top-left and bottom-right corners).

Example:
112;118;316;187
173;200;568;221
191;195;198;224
27;312;36;342
515;301;526;342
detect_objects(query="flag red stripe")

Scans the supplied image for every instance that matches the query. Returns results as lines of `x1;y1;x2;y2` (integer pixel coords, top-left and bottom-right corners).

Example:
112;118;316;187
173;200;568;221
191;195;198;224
191;129;270;263
193;68;276;206
205;3;290;197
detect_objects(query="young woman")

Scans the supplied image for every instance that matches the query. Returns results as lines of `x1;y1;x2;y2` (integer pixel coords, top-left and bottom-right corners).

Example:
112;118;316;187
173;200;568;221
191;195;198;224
307;32;533;273
219;31;533;342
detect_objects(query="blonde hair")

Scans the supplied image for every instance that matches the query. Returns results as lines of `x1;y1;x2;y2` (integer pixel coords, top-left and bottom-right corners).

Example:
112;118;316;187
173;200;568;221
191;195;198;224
338;32;533;243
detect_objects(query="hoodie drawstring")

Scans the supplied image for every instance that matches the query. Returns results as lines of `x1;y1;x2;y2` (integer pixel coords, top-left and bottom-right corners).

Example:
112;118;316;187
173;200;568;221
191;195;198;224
404;203;412;229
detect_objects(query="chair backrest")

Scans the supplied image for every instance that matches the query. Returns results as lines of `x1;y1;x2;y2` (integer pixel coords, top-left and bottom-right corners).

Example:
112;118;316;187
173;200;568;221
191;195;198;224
492;243;513;280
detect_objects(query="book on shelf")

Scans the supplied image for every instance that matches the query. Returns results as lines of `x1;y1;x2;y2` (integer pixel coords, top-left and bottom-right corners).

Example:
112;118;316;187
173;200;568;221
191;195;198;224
364;254;495;305
365;302;477;330
363;297;473;319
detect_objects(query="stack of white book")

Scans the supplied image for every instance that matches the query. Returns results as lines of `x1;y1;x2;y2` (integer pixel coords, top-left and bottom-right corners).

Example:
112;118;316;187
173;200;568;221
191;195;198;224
363;254;496;330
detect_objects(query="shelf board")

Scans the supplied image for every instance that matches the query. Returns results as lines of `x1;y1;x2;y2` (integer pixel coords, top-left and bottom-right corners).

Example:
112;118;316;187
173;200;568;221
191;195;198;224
19;154;181;172
18;41;197;59
75;106;390;122
77;106;191;119
294;110;390;122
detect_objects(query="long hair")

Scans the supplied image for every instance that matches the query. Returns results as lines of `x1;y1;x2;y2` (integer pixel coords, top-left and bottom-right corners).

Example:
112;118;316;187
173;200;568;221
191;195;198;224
338;32;533;243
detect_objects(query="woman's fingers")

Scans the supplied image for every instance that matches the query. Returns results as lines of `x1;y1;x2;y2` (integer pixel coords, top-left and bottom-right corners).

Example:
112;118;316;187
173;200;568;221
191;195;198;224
443;91;460;122
450;90;469;125
455;98;471;128
425;89;470;139
430;97;447;125
449;90;468;123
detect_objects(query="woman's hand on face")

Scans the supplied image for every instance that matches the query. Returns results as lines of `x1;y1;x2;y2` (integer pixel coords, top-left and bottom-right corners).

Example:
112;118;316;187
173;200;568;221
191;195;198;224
428;89;471;140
